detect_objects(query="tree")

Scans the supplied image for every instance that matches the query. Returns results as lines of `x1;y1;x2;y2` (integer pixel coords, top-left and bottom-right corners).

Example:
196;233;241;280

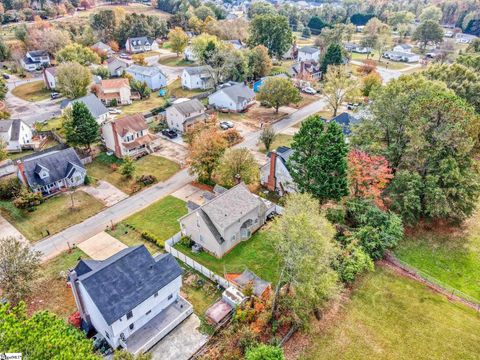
270;193;340;327
322;65;359;116
361;18;392;61
387;11;415;30
0;236;41;305
168;27;189;56
116;13;167;46
288;115;349;203
361;71;382;97
413;20;443;51
187;127;228;182
130;80;151;99
120;156;136;179
194;5;215;21
25;26;71;55
248;14;293;59
246;45;272;80
0;38;11;61
259;126;276;153
216;148;259;187
56;62;92;99
245;344;284;360
247;1;275;19
352;75;480;224
257;77;301;114
64;102;99;151
90;9;117;41
0;303;99;359
307;16;328;35
348;149;393;208
320;43;343;74
13;188;44;211
419;5;442;23
56;43;100;65
0;77;7;100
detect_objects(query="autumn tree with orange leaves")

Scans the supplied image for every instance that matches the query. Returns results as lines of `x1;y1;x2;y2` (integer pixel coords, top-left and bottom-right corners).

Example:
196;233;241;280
348;149;393;208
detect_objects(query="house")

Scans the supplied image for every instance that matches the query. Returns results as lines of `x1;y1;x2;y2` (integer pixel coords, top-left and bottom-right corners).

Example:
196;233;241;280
102;113;159;158
184;46;198;62
166;98;208;133
455;33;478;44
289;60;321;80
125;65;167;90
17;147;86;196
208;82;255;112
125;37;159;54
61;94;109;124
383;51;419;63
282;44;298;60
21;50;50;71
344;42;372;54
329;112;360;136
223;39;245;50
181;66;214;90
393;44;413;53
68;246;193;354
0;119;33;152
96;78;133;106
260;146;296;195
179;182;268;258
92;41;114;56
297;46;320;62
106;57;130;77
43;67;57;90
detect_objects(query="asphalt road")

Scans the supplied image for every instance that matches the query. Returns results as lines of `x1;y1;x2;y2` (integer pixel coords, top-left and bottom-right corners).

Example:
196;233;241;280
33;97;328;261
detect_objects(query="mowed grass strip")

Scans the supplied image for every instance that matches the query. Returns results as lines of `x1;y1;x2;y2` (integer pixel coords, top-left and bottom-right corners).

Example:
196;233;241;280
302;267;480;360
258;134;293;154
122;195;187;246
0;191;105;242
11;80;51;102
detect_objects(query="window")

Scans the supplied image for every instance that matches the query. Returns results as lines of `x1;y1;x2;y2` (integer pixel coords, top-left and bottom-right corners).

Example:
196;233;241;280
154;292;158;298
231;235;236;242
168;294;173;300
105;331;110;339
146;310;151;316
199;235;204;242
129;323;134;330
126;310;133;319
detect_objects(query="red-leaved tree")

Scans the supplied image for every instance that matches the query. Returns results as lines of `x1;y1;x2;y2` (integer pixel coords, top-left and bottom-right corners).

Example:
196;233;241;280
348;149;393;208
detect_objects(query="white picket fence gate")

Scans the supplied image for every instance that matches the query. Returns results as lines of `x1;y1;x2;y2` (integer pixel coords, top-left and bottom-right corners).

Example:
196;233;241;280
165;233;235;289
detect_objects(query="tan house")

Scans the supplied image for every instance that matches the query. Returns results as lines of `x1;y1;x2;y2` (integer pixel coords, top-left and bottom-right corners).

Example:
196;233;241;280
179;183;268;258
96;78;133;106
165;98;208;133
102;114;159;158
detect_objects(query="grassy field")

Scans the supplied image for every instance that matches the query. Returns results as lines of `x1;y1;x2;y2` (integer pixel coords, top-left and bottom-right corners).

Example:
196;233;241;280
270;60;294;75
302;267;480;360
159;55;194;67
181;270;222;315
395;214;480;300
0;191;104;242
121;195;187;246
86;153;180;194
167;79;206;99
11;81;51;102
121;93;167;114
107;223;161;255
258;134;293;153
349;52;411;70
175;227;280;283
27;249;88;319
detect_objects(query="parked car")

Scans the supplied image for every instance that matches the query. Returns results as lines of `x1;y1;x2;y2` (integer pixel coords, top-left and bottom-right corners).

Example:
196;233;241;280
119;53;131;60
219;121;234;130
2;73;10;80
50;92;61;99
162;129;178;139
302;87;316;95
108;108;122;114
347;103;360;110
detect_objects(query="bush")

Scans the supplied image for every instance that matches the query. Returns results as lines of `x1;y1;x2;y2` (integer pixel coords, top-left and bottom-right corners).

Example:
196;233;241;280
136;174;157;186
336;241;374;283
222;128;243;145
245;344;284;360
325;206;346;225
179;235;192;247
0;177;21;200
141;231;164;248
13;189;44;211
83;175;91;186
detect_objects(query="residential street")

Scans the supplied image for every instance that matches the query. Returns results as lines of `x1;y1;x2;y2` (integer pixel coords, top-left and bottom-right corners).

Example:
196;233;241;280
33;98;328;261
350;60;423;83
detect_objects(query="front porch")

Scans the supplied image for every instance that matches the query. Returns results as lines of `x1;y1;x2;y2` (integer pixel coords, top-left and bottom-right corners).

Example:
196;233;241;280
123;296;193;355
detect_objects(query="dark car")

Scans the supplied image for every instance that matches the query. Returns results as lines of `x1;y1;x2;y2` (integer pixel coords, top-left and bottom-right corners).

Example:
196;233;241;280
50;92;61;100
2;73;10;80
162;129;178;139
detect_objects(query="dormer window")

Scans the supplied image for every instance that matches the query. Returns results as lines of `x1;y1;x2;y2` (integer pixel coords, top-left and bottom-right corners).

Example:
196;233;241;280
34;164;49;179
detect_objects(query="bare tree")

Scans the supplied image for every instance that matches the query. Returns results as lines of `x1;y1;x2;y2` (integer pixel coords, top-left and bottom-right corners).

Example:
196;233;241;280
259;126;277;152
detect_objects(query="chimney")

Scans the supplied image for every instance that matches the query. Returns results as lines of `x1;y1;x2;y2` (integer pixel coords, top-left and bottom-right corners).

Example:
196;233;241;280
69;270;90;325
111;121;122;158
17;160;28;185
300;61;305;75
267;150;277;192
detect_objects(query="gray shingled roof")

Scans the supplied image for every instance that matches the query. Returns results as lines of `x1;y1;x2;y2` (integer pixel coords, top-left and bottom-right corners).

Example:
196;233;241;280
234;269;270;297
23;147;85;188
74;246;183;325
61;94;109;119
171;99;205;117
10;119;21;141
127;37;154;47
0;120;12;134
299;46;319;54
184;65;212;76
127;64;165;78
215;83;255;104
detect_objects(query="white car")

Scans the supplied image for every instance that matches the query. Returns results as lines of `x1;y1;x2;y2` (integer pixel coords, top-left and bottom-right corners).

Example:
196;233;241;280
219;121;234;130
109;108;122;114
302;87;317;95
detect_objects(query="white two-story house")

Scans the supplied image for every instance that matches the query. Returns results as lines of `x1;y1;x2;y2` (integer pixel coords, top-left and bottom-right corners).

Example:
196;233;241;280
0;119;33;152
125;37;159;54
102;113;159;158
179;183;268;258
297;46;320;62
125;65;167;91
181;66;214;90
69;246;193;354
165;98;208;133
21;50;51;71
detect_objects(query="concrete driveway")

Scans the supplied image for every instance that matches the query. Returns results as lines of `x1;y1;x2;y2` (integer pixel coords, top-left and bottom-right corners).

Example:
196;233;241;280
0;215;26;241
77;232;127;260
152;138;187;166
82;181;128;207
149;314;208;360
171;184;208;205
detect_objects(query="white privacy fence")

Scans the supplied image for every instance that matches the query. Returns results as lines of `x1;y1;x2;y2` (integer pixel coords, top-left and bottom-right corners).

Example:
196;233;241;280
165;233;234;289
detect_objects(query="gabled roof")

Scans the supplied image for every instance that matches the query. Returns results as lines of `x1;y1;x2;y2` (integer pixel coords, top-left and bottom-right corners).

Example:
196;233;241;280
0;120;12;133
299;46;319;54
23;148;85;188
126;37;154;47
183;65;212;76
329;112;360;136
61;94;109;119
92;41;112;52
44;67;57;76
27;50;49;57
100;78;130;90
269;146;294;165
127;64;165;78
212;83;255;105
112;113;148;136
171;99;205;117
73;246;183;325
395;43;412;50
233;269;270;297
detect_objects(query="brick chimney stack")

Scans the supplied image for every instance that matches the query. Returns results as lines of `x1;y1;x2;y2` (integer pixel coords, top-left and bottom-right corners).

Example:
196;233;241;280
17;160;28;185
267;150;277;192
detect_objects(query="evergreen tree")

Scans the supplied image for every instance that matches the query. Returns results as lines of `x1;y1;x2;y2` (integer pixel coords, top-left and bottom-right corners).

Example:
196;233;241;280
321;43;343;74
64;102;99;151
288;115;349;203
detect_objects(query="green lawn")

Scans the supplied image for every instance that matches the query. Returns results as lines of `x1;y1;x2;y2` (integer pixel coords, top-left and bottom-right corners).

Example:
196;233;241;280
121;195;187;246
86;153;180;194
258;134;293;153
395;216;480;300
270;60;294;75
159;55;194;67
121;93;167;114
11;80;51;102
167;79;207;99
107;223;161;255
8;138;60;161
303;267;480;360
0;191;105;242
181;269;222;316
175;227;280;283
350;52;410;70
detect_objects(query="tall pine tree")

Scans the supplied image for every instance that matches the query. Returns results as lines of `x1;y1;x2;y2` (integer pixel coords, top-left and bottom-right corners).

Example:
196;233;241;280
321;43;343;74
288;115;349;203
64;102;99;151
